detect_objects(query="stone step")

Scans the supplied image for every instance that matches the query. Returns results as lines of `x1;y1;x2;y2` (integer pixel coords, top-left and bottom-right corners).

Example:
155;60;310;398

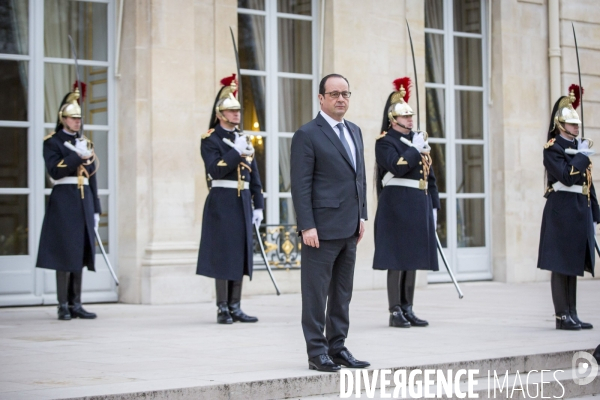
62;349;598;400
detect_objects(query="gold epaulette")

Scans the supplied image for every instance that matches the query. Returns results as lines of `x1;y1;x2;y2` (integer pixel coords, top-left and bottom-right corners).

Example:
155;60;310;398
544;138;556;149
44;132;56;141
201;128;215;140
376;131;387;140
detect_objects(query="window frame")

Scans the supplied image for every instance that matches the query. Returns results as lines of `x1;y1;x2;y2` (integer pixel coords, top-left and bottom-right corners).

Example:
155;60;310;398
425;0;492;282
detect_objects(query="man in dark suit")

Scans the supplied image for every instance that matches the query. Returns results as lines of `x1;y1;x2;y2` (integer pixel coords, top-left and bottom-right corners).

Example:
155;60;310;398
291;74;369;372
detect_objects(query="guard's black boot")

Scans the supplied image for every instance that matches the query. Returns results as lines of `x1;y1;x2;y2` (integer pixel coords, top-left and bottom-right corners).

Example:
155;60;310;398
217;302;233;324
228;280;258;323
389;306;410;328
68;272;97;319
570;312;593;330
401;305;429;327
567;276;592;329
56;271;71;320
57;303;71;320
555;312;581;330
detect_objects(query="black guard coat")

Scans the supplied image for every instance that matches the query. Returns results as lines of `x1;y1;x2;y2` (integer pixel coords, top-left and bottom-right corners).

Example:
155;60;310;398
537;135;600;277
373;129;440;272
196;125;264;281
36;130;101;272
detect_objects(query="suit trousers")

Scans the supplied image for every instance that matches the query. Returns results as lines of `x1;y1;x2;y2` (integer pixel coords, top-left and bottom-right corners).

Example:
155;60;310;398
301;236;357;358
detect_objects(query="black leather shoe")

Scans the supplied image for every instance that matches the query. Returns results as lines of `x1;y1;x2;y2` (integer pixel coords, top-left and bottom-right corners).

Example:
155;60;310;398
308;354;341;372
389;306;410;328
229;303;258;323
401;305;429;327
69;304;97;319
330;350;370;368
57;303;71;321
217;303;233;324
556;313;581;330
571;312;593;329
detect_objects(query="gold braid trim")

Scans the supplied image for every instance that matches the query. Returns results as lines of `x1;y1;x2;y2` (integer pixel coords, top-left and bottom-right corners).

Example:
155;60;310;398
421;153;433;194
77;165;90;199
587;161;593;206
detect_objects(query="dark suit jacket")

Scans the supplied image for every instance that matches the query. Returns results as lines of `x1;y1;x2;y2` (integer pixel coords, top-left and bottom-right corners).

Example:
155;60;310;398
291;113;367;240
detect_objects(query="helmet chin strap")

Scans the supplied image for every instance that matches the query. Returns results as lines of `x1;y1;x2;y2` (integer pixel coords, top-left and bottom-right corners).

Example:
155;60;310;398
392;120;411;131
557;123;578;139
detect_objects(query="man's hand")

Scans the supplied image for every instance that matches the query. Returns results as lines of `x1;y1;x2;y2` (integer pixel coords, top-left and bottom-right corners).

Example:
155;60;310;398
302;228;319;248
357;220;365;244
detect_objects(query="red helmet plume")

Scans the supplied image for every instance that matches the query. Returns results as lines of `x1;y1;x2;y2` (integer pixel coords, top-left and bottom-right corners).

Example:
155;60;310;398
393;77;411;102
220;73;238;96
72;80;86;103
568;84;584;110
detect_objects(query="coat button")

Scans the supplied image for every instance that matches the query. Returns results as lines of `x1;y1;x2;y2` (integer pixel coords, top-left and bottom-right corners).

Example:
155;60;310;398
419;170;423;173
419;161;422;165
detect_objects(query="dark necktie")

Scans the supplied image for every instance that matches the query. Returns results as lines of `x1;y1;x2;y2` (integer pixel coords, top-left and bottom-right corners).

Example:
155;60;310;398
336;122;355;170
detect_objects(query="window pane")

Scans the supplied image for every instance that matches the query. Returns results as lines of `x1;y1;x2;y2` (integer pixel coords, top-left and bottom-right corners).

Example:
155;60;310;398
425;0;443;29
238;14;266;71
278;18;312;74
426;87;444;138
44;64;108;125
44;0;108;61
455;91;483;139
429;143;446;193
454;0;481;34
456;145;484;193
0;195;28;255
437;198;447;247
278;0;311;16
249;135;266;192
0;128;27;188
242;75;266;132
238;0;264;10
279;198;296;225
278;78;312;132
0;0;29;55
0;60;28;121
457;198;485;247
454;37;482;86
97;195;109;253
425;33;444;84
87;131;108;190
279;138;292;192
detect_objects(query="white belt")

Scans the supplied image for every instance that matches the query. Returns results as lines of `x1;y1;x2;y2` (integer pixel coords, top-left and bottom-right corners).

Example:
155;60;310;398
211;180;249;190
552;181;587;195
382;172;426;190
54;177;88;185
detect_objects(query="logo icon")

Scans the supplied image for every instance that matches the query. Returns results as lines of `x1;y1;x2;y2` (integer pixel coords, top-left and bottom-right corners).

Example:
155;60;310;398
572;351;599;385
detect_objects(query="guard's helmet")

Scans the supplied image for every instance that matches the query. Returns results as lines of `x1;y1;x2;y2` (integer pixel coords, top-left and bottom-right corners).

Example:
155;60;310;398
552;84;583;133
387;77;414;125
210;74;241;128
58;88;82;121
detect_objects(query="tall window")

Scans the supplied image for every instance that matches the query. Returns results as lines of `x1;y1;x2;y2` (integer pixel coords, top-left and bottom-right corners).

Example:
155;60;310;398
238;0;318;226
425;0;491;280
0;0;115;306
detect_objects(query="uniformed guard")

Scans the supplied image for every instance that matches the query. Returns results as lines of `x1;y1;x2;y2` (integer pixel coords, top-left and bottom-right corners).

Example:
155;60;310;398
537;84;598;330
37;84;101;321
373;77;440;328
196;74;264;324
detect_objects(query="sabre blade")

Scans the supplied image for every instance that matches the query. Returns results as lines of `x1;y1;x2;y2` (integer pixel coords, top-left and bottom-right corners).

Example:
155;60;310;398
406;19;420;131
94;228;119;286
572;23;584;138
230;27;244;132
254;224;281;295
67;35;85;138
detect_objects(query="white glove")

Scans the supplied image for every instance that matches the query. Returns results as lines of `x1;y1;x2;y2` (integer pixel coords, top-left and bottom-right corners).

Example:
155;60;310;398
432;208;438;230
233;134;255;156
94;213;100;230
252;209;263;227
594;222;597;233
75;139;92;158
578;139;589;150
411;132;431;154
